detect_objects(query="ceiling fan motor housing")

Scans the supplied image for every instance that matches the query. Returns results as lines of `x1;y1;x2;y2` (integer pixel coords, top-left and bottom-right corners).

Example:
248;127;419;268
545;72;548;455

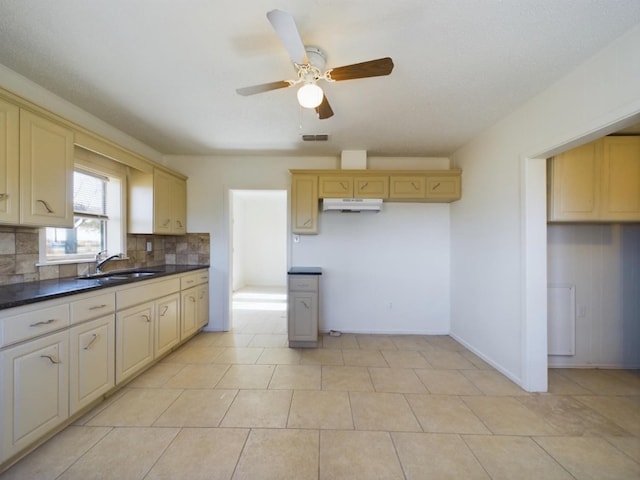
304;46;326;71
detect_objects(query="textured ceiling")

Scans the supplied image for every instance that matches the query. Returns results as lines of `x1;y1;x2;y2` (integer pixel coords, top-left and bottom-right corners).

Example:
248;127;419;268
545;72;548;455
0;0;639;157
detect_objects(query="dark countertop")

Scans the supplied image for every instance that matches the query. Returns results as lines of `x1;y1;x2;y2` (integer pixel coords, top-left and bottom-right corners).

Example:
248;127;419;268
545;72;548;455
0;264;209;311
288;267;322;275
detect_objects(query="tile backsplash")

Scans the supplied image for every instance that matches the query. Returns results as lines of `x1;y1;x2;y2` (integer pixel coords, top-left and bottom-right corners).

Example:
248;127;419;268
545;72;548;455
0;226;210;286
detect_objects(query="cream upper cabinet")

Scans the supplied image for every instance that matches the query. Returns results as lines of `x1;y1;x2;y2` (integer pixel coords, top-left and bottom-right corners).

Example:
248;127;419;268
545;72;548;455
129;168;187;235
601;136;640;221
318;175;353;198
425;175;461;202
389;175;426;199
354;176;388;199
19;110;74;227
291;174;318;234
0;98;19;224
548;136;640;222
154;169;187;234
548;141;601;221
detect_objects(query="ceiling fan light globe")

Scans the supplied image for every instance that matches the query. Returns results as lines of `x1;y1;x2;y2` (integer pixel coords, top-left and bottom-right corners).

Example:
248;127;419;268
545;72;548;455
297;83;323;108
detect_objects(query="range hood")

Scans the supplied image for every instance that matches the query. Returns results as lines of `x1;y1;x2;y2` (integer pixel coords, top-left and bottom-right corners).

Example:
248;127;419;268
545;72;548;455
322;198;383;212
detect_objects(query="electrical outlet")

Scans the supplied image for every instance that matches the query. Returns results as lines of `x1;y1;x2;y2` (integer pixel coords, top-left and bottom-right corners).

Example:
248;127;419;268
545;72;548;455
293;235;300;244
146;241;153;252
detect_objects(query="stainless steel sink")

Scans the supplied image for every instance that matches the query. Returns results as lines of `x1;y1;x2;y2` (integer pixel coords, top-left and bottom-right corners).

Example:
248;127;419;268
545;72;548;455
77;270;161;281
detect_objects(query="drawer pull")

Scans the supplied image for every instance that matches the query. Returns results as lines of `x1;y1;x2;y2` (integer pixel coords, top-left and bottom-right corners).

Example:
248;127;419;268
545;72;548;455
40;355;61;364
83;334;99;350
301;301;310;309
360;182;369;190
163;219;171;227
89;304;108;310
340;182;348;190
159;306;169;316
303;219;311;226
411;182;419;190
432;182;441;190
186;280;195;284
37;199;54;213
30;319;56;327
141;314;151;323
176;220;183;228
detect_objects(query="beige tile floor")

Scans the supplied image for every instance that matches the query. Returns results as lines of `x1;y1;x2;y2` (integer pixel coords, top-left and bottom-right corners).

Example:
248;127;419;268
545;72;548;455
1;289;639;479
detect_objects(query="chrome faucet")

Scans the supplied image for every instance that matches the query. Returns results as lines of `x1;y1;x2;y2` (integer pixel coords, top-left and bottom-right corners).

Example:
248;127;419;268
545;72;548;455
95;250;123;274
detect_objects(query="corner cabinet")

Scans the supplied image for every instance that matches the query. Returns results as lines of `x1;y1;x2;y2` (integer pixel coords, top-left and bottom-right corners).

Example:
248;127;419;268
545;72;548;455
291;174;318;234
129;168;187;235
19;110;74;227
548;136;640;222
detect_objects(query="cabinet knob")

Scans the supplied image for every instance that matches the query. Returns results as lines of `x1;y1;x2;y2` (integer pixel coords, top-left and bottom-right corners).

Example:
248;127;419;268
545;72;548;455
37;199;54;213
83;333;99;350
30;318;56;327
40;355;61;364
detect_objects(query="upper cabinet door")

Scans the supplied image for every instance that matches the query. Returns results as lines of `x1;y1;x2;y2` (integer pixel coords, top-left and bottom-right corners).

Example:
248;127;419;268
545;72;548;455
354;176;389;199
318;175;353;198
171;175;187;234
601;136;640;221
19;110;74;227
153;169;173;234
548;141;601;222
291;174;318;234
0;98;19;224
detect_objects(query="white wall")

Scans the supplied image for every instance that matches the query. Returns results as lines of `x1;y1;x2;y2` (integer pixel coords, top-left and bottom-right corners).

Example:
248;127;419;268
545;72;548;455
166;154;451;332
548;224;640;368
450;24;640;391
293;202;450;334
232;190;287;289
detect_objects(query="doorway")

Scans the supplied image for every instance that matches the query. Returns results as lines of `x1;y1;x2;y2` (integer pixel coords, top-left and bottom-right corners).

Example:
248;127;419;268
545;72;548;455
229;189;288;334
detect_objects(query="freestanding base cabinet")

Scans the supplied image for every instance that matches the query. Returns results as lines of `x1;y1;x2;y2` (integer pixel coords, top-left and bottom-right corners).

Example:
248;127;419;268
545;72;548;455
287;267;322;348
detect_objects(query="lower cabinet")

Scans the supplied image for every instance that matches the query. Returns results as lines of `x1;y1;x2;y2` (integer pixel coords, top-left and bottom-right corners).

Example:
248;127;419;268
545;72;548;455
116;303;154;384
69;315;115;415
181;287;199;340
287;274;320;347
196;284;209;329
155;293;180;357
0;330;69;461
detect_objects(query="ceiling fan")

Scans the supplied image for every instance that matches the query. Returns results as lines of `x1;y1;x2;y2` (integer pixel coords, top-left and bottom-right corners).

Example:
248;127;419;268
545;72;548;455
236;9;394;119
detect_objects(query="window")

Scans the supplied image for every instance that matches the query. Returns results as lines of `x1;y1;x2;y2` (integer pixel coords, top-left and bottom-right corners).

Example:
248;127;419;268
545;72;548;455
43;150;126;263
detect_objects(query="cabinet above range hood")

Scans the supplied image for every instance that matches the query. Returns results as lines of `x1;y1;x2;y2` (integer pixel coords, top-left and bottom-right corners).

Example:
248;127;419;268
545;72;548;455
322;198;383;212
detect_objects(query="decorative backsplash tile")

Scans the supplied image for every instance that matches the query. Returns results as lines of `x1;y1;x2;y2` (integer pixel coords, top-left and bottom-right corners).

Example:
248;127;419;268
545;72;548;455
0;227;210;286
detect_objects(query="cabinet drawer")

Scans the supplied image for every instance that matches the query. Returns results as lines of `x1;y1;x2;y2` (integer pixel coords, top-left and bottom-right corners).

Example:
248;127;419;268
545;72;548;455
0;303;70;348
389;176;426;199
70;292;116;325
181;270;209;289
116;277;180;310
354;176;389;199
288;275;318;292
425;176;461;201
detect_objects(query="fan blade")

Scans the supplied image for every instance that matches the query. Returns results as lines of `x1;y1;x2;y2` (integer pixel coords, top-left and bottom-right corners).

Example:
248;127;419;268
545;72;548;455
267;9;308;65
236;80;291;96
328;57;394;81
316;95;334;119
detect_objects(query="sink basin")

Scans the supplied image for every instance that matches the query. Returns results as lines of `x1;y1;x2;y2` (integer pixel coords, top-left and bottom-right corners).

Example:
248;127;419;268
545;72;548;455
77;270;161;281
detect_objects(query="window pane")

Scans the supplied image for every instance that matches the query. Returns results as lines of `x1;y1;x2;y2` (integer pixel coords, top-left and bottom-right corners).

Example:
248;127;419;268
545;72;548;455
46;217;105;257
74;171;106;216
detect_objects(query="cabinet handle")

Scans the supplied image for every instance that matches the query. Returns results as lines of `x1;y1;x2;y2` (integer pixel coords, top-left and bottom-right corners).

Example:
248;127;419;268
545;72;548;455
176;220;183;228
163;219;171;227
159;306;169;316
37;199;54;213
411;182;419;190
40;355;61;364
89;304;108;310
0;193;6;199
141;314;151;323
339;182;347;190
186;280;194;284
30;318;56;327
199;291;204;300
83;334;99;350
189;296;196;303
360;182;368;190
303;219;311;226
301;301;310;309
432;182;441;191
